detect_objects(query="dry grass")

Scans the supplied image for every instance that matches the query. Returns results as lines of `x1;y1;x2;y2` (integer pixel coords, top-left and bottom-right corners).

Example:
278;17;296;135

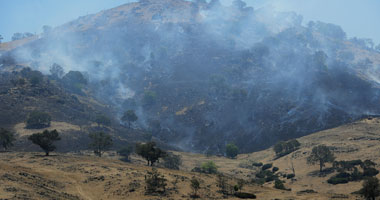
13;121;81;137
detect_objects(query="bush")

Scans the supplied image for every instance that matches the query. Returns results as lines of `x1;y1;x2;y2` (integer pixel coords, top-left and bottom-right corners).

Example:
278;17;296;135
145;168;167;195
262;163;272;171
327;177;349;185
225;143;239;158
364;167;379;177
286;174;295;179
162;152;182;170
200;161;218;174
274;180;286;190
234;192;256;199
190;177;200;198
26;111;51;129
272;167;279;172
252;162;263;167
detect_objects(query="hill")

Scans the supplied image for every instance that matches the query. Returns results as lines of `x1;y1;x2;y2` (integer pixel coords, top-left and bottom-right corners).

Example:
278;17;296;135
3;117;380;199
1;0;380;154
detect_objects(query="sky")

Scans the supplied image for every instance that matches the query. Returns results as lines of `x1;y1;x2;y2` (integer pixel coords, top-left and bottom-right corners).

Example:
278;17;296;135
0;0;380;44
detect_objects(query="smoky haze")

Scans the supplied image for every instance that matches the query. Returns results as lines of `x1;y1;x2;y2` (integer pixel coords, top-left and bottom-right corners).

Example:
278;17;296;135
2;0;380;153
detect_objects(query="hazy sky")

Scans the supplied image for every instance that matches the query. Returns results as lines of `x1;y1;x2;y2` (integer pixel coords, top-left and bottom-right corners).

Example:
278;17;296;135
1;0;379;44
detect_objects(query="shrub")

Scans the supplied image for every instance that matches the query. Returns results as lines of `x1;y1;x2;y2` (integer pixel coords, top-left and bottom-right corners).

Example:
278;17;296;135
145;168;167;195
28;130;60;156
327;177;349;185
225;143;239;158
190;177;200;198
262;163;272;171
272;167;279;172
363;168;379;177
26;111;51;129
162;152;182;170
0;128;15;150
201;161;218;174
274;180;286;190
252;162;263;167
234;192;256;199
89;132;113;157
286;174;295;179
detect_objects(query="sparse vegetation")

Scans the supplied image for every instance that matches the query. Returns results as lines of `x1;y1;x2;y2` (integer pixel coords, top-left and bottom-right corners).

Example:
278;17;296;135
135;142;166;166
0;128;15;150
88;132;113;157
28;130;61;156
307;145;335;172
225;143;239;158
26;111;52;129
145;168;167;195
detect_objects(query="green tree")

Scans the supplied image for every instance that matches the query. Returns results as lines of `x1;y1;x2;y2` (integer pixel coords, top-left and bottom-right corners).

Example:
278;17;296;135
26;111;51;129
226;143;239;158
0;128;15;150
307;145;335;172
201;161;218;174
360;177;380;200
28;130;60;156
121;110;138;128
89;132;113;157
135;142;166;166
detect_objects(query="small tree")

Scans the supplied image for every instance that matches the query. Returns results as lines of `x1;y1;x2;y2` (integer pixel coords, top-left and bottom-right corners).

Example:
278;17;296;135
360;177;380;200
0;128;15;150
49;63;64;79
26;111;51;129
121;110;138;128
94;115;111;127
136;142;166;166
117;145;133;162
89;132;113;157
307;145;335;172
145;168;167;194
190;177;200;198
162;152;182;170
225;143;239;158
28;130;60;156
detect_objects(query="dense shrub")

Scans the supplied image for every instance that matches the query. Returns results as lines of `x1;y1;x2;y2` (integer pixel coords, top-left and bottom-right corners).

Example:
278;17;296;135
286;174;295;179
252;162;263;167
272;167;279;172
0;128;15;150
162;152;182;170
262;163;273;171
26;111;51;129
117;146;133;161
327;177;349;185
234;192;256;199
273;139;300;158
274;180;286;190
363;168;379;177
200;161;218;174
225;143;239;158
